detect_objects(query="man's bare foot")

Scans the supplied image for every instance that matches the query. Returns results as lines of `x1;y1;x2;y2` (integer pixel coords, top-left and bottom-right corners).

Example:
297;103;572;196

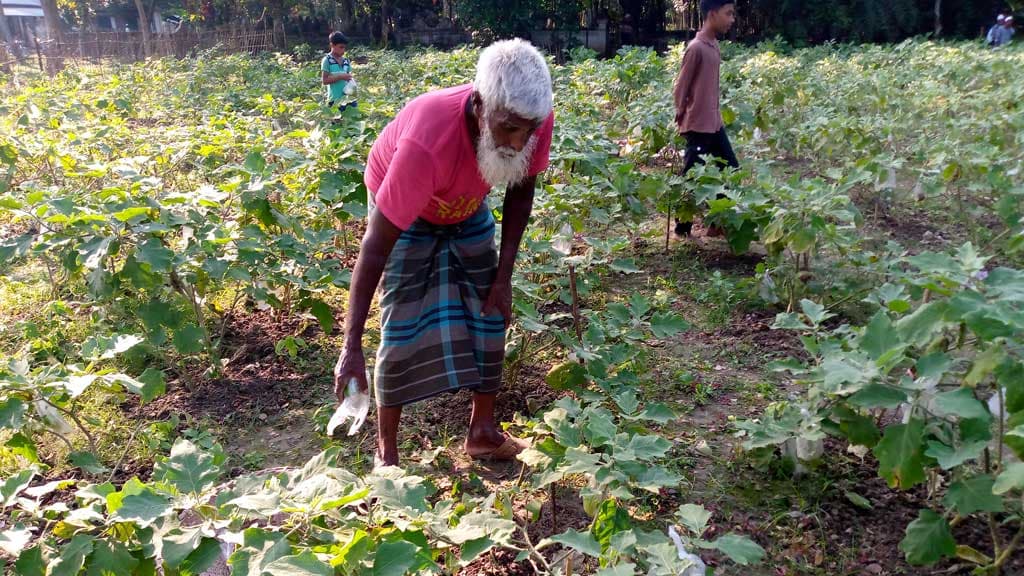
465;424;507;455
376;443;400;467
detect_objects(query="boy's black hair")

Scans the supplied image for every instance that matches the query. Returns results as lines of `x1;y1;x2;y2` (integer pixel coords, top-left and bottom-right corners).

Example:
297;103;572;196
700;0;734;16
329;32;349;46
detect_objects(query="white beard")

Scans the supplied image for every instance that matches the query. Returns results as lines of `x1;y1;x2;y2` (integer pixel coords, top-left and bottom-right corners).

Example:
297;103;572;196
476;122;537;189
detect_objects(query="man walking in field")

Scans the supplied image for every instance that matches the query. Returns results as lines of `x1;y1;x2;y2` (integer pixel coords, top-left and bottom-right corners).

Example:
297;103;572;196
333;39;555;467
321;32;356;112
672;0;738;237
987;15;1006;46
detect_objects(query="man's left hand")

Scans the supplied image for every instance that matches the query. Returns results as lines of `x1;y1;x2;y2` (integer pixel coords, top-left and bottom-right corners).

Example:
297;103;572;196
482;279;513;329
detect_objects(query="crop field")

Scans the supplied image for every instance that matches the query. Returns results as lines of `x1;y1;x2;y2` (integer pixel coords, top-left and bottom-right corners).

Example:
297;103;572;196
1;39;1023;575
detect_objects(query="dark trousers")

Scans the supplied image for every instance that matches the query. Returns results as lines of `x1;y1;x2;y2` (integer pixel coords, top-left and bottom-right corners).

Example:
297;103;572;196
329;100;359;112
676;127;739;236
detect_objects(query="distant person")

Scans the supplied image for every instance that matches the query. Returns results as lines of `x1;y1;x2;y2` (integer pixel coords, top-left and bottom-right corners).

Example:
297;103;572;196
987;15;1006;46
1003;16;1016;45
672;0;738;237
621;14;636;46
332;39;555;467
321;32;356;112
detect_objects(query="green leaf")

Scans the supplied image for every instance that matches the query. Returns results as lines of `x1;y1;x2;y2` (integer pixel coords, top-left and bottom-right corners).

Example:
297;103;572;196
111;490;170;527
800;299;832;326
996;360;1024;414
934;388;990;420
159;528;202;569
595;564;637;576
228;528;291;575
154;439;220;495
69;451;109;474
591;499;631;551
6;433;40;464
371;540;420;576
0;398;28;429
606;303;632;323
15;546;45;576
0;523;32;557
676;503;712;536
924;440;987;470
861;312;901;361
112;206;151;223
637;403;676;424
649;312;690;338
308;299;334;334
1;469;34;507
458;538;494;566
135;368;166;404
179;537;222;575
899;509;955;566
244;151;267;174
264;551;333;576
134;238;174;272
993;462;1024;494
318;172;344;203
848;385;908;409
916;352;952;381
49;534;94;576
609;258;641;273
173;325;207;355
896;301;950;348
966;346;1005;387
546;361;587;392
943;475;1004;515
873;419;926;489
710;533;766;565
85;540;139;576
546;529;601;557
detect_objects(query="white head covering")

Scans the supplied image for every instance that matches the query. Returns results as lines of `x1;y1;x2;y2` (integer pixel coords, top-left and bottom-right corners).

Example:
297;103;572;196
997;14;1006;22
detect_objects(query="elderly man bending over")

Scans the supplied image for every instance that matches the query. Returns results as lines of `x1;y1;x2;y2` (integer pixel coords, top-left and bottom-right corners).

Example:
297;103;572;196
333;39;555;467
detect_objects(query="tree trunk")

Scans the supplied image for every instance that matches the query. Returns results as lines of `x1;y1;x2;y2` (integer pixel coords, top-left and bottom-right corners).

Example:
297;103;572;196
0;12;13;46
381;0;390;47
37;0;64;73
41;0;62;41
134;0;152;58
933;0;942;36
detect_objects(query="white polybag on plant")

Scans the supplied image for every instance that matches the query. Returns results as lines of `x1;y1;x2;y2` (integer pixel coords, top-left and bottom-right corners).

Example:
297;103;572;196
668;526;707;576
344;78;358;96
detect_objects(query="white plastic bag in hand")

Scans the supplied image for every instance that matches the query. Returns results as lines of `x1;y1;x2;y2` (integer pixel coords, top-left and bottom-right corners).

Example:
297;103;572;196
327;377;370;436
343;78;358;96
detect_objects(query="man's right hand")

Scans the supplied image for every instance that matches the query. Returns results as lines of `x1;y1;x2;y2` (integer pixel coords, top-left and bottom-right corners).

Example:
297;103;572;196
334;345;368;402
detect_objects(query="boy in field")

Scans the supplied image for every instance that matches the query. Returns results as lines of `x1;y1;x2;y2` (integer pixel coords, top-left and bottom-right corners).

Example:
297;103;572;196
672;0;737;237
321;32;356;112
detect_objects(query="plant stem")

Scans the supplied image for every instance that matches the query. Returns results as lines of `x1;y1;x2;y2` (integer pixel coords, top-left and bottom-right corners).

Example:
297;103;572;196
665;208;671;253
569;265;582;345
106;417;146;483
43;397;98;456
549;483;558;535
992;525;1023;569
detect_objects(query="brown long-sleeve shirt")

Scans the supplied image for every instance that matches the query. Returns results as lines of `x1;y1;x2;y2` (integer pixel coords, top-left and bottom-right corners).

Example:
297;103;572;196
673;31;724;134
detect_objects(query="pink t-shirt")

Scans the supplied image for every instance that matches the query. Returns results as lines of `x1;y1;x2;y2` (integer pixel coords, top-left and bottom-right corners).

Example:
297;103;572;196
365;83;554;230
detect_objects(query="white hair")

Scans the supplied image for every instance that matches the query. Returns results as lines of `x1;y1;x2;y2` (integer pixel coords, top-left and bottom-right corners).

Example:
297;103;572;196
474;39;553;121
